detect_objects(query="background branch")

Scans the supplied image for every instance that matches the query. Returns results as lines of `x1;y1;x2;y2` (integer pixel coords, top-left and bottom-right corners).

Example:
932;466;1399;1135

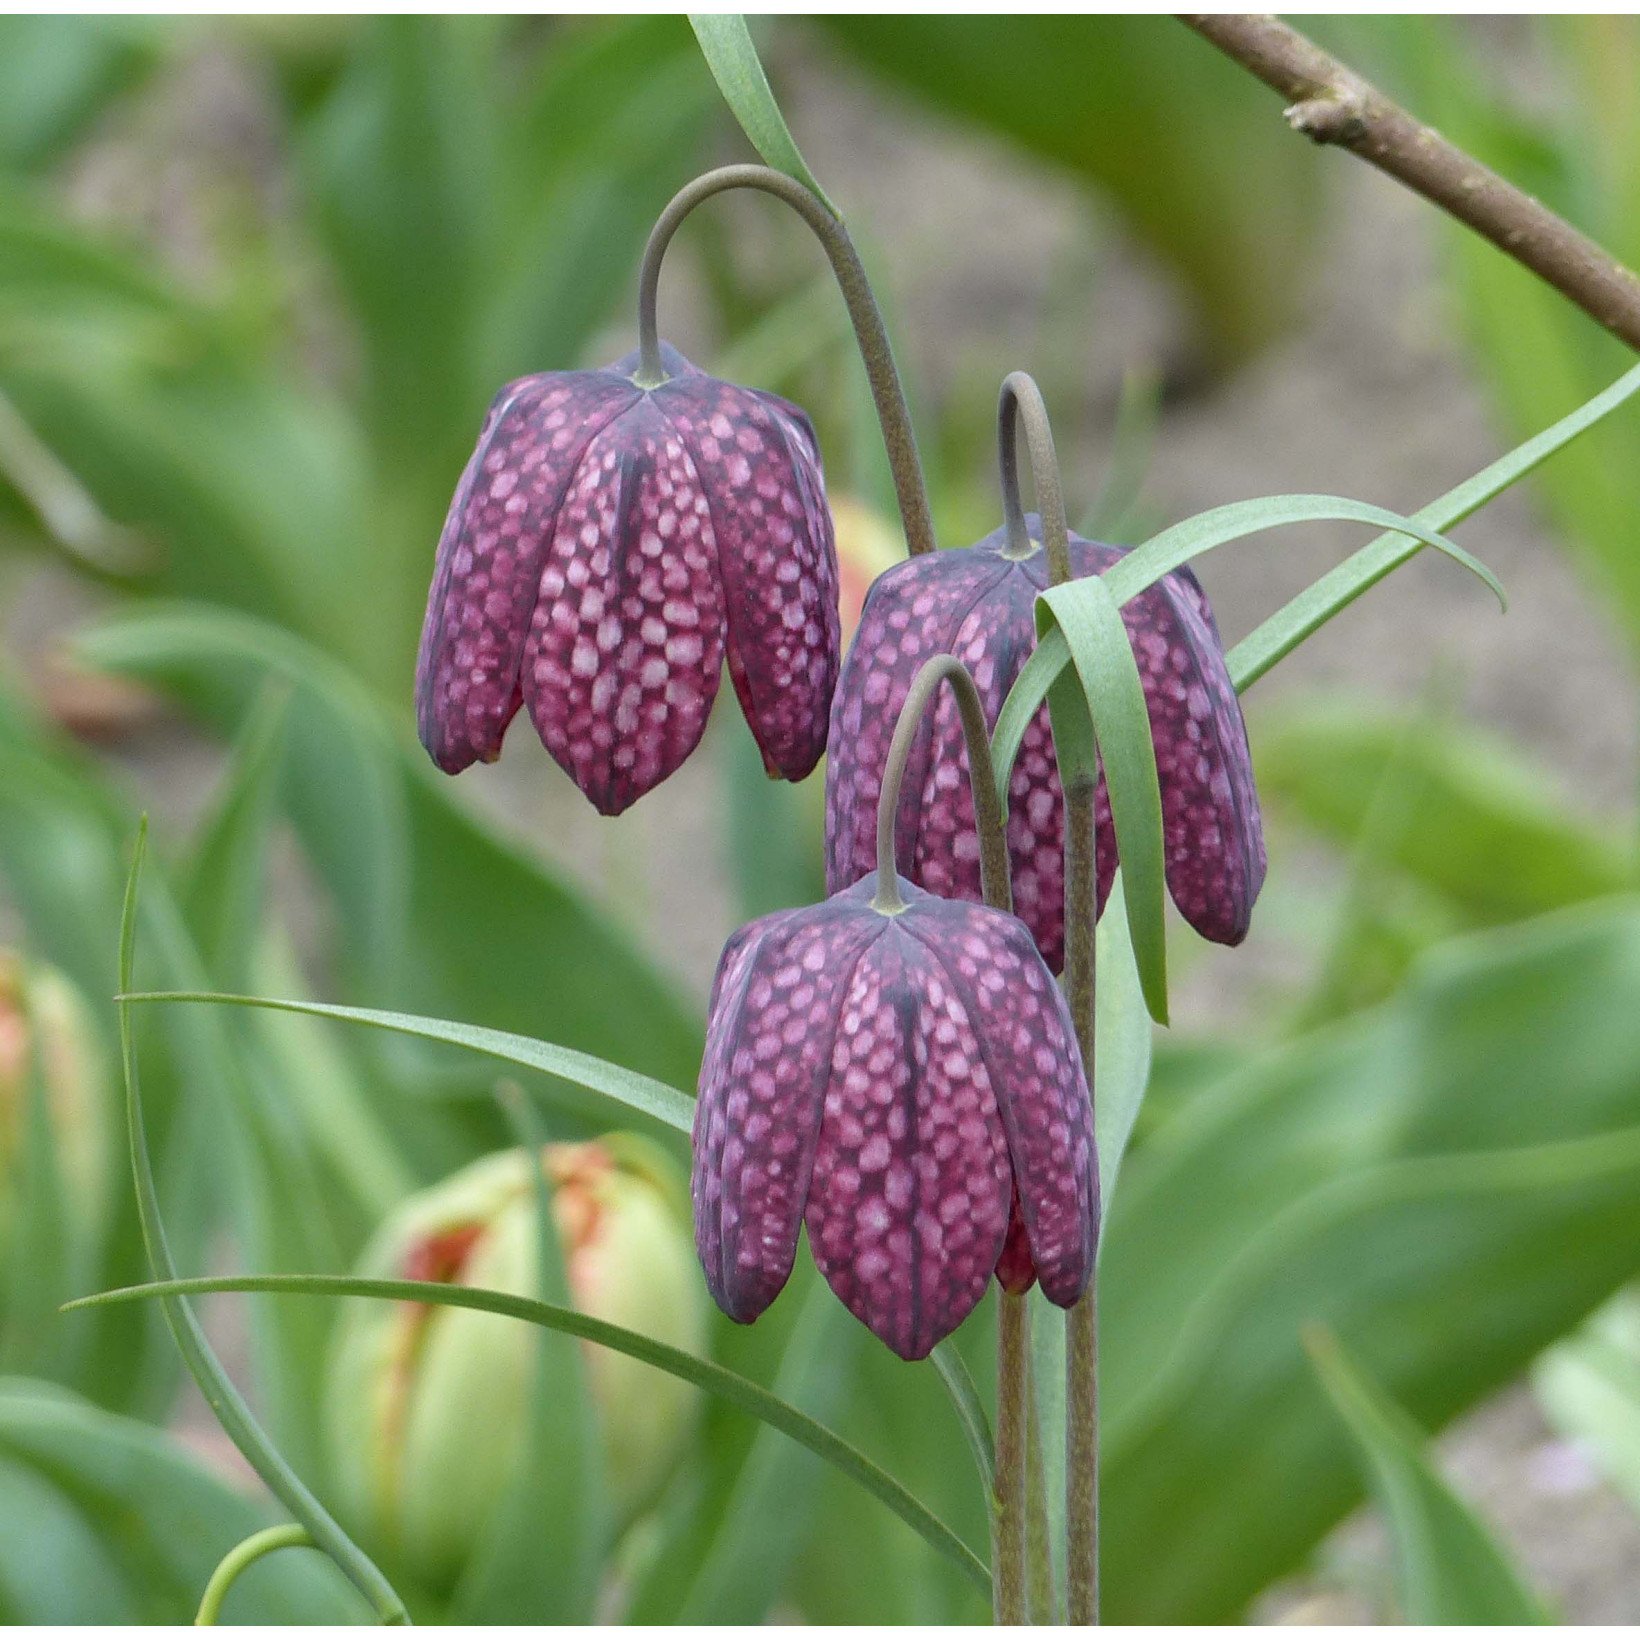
1181;13;1640;355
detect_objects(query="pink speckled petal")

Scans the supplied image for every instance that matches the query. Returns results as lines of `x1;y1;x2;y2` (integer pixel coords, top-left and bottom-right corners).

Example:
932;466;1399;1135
911;892;1097;1307
656;376;840;782
692;900;881;1325
523;394;727;815
824;551;1011;898
416;370;641;772
1119;556;1267;945
823;520;1265;961
805;908;1012;1360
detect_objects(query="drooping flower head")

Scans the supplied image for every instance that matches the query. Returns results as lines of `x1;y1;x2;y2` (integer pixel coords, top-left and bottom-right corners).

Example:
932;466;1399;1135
691;875;1097;1362
825;517;1265;970
417;344;839;815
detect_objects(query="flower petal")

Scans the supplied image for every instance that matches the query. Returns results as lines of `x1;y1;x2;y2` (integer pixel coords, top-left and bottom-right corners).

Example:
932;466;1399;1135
523;394;727;815
692;900;881;1326
416;371;640;772
656;377;840;781
1115;554;1266;944
824;549;1012;899
804;913;1013;1360
909;893;1096;1308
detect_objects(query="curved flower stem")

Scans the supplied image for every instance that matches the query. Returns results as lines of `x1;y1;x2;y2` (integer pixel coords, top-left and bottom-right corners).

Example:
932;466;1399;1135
866;653;1026;1617
871;654;1011;917
1000;369;1100;1622
634;163;936;557
998;371;1072;581
195;1525;315;1625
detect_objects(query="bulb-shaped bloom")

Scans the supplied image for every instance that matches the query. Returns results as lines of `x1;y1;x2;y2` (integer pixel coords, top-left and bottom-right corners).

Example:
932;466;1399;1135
416;344;839;815
825;519;1265;971
692;876;1097;1362
0;953;112;1283
326;1138;706;1592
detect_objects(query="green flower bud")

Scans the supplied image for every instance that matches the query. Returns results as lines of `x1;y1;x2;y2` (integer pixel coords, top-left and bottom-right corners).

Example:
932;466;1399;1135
326;1137;706;1592
0;952;112;1280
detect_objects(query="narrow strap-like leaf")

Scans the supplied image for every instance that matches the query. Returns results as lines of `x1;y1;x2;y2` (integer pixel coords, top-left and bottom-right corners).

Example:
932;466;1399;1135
1306;1326;1552;1623
116;825;410;1626
929;1341;995;1493
119;991;694;1135
1230;361;1640;690
1038;579;1168;1024
992;495;1500;796
67;1272;990;1593
688;16;838;215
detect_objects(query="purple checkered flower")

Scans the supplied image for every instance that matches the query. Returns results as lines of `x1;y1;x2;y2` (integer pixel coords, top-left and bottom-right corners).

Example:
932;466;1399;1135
416;344;839;815
691;875;1097;1362
825;518;1265;970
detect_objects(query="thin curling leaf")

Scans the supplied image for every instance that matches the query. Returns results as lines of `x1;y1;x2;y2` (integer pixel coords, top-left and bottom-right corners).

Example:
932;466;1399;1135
689;16;838;216
113;825;410;1628
65;1272;990;1595
1037;581;1168;1025
1306;1327;1553;1624
1231;361;1640;691
117;990;694;1136
993;495;1502;788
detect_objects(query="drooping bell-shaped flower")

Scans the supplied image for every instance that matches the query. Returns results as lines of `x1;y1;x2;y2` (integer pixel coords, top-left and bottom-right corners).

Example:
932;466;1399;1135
416;344;839;815
825;518;1265;971
692;874;1097;1362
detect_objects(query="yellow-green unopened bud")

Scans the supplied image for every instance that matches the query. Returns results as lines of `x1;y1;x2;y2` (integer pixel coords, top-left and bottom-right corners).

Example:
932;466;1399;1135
325;1137;705;1592
0;952;112;1272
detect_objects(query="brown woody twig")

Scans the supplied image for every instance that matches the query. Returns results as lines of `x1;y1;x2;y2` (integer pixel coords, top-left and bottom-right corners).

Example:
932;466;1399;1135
1180;14;1640;355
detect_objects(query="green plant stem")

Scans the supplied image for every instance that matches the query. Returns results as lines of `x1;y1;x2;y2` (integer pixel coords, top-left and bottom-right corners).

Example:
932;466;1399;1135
999;370;1099;1622
195;1525;314;1625
634;163;936;557
871;655;1012;916
998;371;1072;580
1063;782;1100;1625
994;1291;1031;1624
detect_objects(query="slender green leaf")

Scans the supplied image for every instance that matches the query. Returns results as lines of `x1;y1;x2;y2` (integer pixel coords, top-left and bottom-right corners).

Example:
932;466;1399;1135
0;1381;362;1624
993;495;1497;793
1093;874;1154;1214
115;824;409;1626
1036;579;1168;1023
929;1342;995;1494
1230;361;1640;690
68;1271;990;1593
672;1282;861;1622
688;16;836;214
1307;1326;1552;1623
451;1093;607;1622
121;990;694;1136
1100;896;1640;1620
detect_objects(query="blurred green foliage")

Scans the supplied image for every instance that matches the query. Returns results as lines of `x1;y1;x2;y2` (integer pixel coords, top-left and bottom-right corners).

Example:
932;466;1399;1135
0;11;1639;1625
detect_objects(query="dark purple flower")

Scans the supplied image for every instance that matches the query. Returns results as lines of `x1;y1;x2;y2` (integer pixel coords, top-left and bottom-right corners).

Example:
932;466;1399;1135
824;518;1265;970
691;875;1097;1362
416;344;839;815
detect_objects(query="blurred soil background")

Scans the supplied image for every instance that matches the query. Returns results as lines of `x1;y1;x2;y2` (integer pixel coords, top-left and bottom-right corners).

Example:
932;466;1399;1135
3;16;1637;1622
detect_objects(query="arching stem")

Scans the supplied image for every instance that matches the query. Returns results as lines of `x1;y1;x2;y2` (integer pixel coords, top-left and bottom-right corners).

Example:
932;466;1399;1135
866;654;1024;1620
870;655;1011;916
195;1525;316;1625
998;371;1072;581
999;370;1100;1623
634;163;936;558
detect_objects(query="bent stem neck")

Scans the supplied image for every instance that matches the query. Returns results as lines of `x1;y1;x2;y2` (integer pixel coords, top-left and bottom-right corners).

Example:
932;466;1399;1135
998;370;1072;582
871;655;1011;917
634;163;936;559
